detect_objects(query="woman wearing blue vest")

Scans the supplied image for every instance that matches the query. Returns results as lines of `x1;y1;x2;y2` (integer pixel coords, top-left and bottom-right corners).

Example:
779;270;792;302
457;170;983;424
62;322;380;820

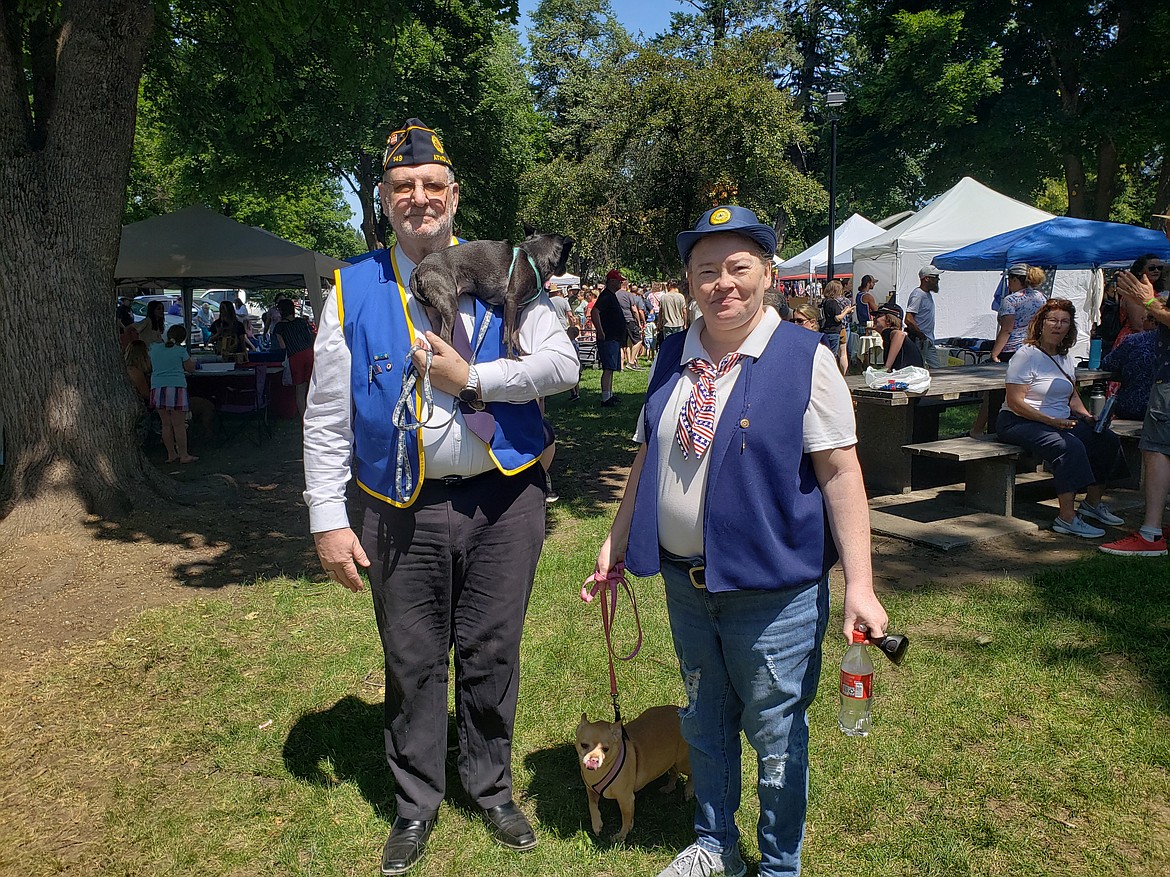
304;118;578;874
594;206;889;877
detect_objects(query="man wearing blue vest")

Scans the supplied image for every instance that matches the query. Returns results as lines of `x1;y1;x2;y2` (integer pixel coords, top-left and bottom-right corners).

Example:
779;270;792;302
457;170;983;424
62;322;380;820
593;206;889;877
303;118;578;874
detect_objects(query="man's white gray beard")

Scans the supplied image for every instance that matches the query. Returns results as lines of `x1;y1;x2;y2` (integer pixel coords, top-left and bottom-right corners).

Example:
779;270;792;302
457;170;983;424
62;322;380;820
394;208;455;252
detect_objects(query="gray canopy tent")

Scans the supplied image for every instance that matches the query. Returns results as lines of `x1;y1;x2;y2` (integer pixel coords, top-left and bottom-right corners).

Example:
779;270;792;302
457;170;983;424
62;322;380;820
115;205;350;343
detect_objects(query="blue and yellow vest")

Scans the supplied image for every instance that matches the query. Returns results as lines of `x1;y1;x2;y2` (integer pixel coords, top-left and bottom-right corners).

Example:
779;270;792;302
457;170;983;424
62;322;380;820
335;244;544;508
624;323;839;592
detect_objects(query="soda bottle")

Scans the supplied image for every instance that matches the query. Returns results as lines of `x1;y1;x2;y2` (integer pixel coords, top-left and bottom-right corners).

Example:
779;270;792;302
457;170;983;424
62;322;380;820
838;629;874;736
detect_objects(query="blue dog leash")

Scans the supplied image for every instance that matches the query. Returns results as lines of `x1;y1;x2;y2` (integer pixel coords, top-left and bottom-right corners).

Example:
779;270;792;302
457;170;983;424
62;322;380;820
391;246;541;501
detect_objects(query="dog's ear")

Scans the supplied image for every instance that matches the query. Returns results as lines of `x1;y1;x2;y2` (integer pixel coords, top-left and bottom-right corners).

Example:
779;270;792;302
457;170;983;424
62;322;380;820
608;724;622;742
522;222;536;239
580;712;588;724
556;237;574;274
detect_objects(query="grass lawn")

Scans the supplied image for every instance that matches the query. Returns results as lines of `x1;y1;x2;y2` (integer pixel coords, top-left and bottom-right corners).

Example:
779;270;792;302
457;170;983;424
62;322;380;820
1;366;1168;877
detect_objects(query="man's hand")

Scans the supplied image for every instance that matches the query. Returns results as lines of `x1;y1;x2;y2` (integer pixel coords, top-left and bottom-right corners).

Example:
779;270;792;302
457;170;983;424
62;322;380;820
1117;270;1156;304
314;527;371;592
412;331;471;396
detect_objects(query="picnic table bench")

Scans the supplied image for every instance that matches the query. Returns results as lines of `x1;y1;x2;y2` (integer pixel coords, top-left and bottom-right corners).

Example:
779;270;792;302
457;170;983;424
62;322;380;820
901;437;1025;516
902;418;1145;519
848;363;1111;497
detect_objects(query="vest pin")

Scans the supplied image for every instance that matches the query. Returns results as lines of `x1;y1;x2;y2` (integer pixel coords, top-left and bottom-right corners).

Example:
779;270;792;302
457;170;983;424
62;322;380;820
740;418;750;428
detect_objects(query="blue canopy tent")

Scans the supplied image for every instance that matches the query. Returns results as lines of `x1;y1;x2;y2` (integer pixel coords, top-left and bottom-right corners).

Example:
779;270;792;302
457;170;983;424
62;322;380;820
935;216;1170;270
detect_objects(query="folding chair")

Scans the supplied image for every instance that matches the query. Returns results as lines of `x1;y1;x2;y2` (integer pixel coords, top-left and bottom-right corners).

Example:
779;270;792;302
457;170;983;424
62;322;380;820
216;366;271;446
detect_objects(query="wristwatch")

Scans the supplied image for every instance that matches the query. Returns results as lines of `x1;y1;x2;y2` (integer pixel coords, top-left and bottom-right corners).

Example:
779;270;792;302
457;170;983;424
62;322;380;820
458;365;486;411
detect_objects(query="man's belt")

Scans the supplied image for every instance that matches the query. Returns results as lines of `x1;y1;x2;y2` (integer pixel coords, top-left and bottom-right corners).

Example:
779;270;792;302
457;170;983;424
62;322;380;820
428;470;497;487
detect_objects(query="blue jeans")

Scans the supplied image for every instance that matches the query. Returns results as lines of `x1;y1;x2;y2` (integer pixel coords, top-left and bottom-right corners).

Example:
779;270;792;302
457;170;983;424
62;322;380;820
661;562;830;877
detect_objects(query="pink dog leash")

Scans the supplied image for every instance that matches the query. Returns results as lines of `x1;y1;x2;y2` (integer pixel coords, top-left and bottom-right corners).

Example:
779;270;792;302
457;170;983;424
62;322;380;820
581;562;643;723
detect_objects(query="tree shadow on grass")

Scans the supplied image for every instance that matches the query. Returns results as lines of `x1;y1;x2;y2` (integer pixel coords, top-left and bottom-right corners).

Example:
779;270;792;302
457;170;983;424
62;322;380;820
82;419;327;589
521;743;696;851
543;373;647;530
1028;554;1170;708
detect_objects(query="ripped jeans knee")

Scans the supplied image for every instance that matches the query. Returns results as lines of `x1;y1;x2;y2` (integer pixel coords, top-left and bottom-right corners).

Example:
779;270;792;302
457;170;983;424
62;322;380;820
679;664;701;719
760;752;789;789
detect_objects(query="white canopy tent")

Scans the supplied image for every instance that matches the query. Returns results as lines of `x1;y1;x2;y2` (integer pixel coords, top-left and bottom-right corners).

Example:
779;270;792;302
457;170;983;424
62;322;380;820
115;206;350;327
775;213;884;278
849;177;1054;343
548;272;581;287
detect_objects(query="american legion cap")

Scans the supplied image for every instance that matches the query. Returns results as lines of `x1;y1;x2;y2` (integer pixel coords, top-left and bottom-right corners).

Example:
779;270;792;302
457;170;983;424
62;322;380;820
383;118;453;174
676;205;778;263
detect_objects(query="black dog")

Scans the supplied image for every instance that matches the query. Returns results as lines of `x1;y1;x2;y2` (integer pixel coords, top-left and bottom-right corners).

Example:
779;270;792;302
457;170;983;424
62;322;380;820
409;227;574;357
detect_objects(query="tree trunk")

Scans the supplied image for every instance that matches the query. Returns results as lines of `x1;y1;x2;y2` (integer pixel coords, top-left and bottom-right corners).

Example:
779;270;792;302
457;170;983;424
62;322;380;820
1093;137;1119;221
0;0;160;537
1154;151;1170;217
354;149;381;251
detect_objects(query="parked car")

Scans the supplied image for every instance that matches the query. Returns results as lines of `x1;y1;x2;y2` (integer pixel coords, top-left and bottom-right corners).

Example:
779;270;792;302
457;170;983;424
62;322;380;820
128;296;210;344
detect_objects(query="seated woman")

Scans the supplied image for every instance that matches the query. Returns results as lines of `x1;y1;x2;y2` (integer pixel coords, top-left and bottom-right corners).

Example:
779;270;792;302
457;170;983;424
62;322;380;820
125;339;152;404
272;298;316;416
209;301;254;359
872;303;924;370
125;340;156;445
995;299;1127;539
789;304;829;341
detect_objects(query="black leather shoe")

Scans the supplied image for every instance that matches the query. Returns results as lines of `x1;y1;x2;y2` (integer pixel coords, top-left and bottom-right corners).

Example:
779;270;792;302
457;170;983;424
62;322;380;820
381;817;436;875
483;801;537;851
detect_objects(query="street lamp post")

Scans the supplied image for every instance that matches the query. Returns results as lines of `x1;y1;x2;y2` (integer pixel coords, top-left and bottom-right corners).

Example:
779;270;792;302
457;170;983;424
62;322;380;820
826;91;846;284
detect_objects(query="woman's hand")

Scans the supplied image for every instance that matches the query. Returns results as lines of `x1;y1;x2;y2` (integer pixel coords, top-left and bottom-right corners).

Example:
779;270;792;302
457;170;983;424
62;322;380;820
592;534;625;590
843;588;888;643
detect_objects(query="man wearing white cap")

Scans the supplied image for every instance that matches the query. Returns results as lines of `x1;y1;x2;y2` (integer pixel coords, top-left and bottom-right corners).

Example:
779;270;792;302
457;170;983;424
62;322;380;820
905;265;943;368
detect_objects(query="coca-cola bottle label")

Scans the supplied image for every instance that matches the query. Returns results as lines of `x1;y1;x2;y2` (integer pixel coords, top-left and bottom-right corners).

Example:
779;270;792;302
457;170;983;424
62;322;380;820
840;671;872;699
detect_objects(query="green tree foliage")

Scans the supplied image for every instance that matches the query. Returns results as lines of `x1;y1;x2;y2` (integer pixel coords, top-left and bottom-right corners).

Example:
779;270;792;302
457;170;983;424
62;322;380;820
129;0;538;251
523;0;825;277
837;1;1170;220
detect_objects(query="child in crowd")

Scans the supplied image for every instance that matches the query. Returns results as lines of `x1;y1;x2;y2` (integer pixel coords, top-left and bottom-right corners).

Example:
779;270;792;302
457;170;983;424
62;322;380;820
149;324;198;464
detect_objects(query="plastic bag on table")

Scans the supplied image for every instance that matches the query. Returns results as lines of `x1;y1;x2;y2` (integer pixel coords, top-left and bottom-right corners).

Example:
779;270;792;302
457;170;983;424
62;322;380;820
863;365;931;393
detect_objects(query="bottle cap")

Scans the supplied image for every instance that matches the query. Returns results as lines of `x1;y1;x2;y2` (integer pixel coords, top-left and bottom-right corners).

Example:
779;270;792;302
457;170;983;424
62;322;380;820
851;628;867;644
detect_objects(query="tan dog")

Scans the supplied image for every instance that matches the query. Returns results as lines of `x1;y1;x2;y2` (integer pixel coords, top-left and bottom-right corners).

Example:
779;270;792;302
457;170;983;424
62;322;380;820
575;706;693;842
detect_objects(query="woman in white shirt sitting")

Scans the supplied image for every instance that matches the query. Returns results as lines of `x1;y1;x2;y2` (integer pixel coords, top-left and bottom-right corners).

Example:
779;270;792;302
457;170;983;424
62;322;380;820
996;299;1127;538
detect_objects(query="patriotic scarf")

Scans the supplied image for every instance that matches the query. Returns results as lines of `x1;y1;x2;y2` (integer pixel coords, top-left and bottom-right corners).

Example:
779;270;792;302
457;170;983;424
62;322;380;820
675;352;742;460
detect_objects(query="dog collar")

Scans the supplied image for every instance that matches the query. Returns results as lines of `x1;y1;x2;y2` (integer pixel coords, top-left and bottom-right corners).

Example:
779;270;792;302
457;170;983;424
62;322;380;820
509;247;544;307
588;727;630;796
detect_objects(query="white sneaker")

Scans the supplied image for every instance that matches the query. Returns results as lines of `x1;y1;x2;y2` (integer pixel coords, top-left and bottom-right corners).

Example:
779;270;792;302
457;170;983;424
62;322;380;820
1078;501;1124;526
1052;514;1106;538
655;842;746;877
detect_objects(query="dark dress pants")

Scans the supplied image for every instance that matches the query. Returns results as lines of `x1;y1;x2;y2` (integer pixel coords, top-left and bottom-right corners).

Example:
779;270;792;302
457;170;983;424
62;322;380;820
360;465;545;820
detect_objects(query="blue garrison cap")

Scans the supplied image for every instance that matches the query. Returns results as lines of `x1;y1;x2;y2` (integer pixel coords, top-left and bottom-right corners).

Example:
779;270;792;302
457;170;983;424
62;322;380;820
382;118;453;174
676;205;778;263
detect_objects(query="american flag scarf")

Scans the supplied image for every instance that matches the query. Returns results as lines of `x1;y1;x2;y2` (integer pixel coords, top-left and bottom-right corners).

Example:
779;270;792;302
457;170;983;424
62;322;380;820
676;353;742;460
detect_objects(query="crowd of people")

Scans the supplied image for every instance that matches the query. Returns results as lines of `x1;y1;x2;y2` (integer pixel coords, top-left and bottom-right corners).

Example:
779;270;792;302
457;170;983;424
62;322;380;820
116;290;318;461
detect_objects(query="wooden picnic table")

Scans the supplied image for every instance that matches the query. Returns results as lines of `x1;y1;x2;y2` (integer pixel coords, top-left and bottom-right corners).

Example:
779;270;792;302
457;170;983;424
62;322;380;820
846;363;1110;496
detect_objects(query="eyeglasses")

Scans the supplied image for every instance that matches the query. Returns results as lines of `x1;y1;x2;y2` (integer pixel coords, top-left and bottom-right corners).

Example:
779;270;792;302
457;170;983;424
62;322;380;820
1145;265;1163;274
790;317;811;326
1043;318;1071;327
385;179;451;199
